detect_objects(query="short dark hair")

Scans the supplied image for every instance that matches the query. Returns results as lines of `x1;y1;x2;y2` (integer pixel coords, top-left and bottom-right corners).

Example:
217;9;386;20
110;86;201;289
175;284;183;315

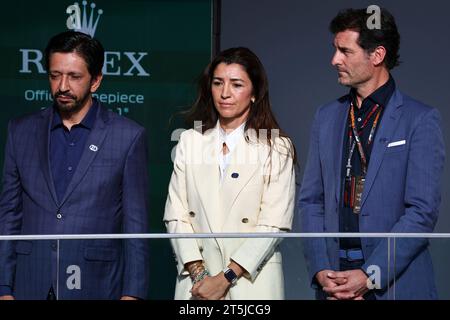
329;8;400;70
44;31;104;78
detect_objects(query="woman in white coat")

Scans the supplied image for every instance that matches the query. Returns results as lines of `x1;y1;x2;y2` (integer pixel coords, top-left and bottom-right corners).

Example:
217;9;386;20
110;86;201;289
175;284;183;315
164;47;296;300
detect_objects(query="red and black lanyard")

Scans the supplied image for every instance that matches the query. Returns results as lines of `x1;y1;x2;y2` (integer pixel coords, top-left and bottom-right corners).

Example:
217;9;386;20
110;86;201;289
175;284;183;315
344;102;382;209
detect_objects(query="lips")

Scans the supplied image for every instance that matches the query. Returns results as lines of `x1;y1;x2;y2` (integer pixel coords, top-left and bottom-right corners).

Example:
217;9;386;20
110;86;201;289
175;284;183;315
57;95;73;100
56;97;74;105
55;93;76;103
218;102;234;107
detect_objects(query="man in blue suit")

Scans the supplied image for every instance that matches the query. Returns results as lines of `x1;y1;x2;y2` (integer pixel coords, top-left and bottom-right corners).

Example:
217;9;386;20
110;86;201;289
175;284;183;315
299;8;445;299
0;31;150;299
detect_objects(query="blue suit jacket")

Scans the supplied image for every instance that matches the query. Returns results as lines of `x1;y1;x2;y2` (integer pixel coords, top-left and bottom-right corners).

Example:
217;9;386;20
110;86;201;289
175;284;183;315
299;89;445;299
0;103;150;299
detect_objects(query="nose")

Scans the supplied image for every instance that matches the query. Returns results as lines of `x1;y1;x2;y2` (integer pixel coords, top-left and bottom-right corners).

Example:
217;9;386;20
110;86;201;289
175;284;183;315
221;83;231;99
58;75;70;92
331;50;341;67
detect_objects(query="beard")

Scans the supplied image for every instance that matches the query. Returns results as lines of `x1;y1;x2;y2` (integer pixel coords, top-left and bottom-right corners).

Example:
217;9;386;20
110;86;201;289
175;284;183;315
53;90;90;115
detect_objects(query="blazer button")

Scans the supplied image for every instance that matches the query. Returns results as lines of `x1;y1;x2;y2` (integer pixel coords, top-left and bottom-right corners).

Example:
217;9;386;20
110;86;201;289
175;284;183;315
242;218;249;223
56;212;63;219
189;211;195;217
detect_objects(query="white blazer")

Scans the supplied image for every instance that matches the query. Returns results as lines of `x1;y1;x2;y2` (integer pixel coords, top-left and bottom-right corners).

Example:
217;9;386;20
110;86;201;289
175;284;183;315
163;123;295;299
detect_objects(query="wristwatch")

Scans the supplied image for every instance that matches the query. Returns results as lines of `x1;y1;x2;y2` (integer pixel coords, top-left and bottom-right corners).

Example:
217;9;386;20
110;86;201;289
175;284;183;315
223;267;238;286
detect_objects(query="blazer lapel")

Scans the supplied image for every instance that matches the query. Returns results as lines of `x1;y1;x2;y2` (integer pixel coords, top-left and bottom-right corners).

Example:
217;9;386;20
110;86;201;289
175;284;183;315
360;90;404;211
220;135;259;227
191;125;221;232
333;99;350;204
59;106;109;206
37;107;59;206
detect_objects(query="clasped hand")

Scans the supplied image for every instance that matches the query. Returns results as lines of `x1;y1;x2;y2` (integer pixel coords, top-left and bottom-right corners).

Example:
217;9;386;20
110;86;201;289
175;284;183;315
316;269;370;300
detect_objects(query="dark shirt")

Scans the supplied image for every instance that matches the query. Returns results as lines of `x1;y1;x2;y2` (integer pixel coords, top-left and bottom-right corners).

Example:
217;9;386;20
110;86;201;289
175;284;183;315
50;100;98;202
339;76;395;249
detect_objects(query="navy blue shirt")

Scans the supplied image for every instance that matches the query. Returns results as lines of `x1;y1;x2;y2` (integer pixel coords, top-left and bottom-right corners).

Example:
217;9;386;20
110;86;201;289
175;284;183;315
339;76;395;249
50;100;98;203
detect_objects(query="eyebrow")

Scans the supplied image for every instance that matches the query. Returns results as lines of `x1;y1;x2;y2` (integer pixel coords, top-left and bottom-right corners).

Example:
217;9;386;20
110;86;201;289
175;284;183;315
333;43;353;52
213;76;245;82
49;71;82;76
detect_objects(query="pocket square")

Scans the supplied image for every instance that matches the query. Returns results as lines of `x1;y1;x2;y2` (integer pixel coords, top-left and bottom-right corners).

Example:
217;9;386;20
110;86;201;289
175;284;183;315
387;140;406;147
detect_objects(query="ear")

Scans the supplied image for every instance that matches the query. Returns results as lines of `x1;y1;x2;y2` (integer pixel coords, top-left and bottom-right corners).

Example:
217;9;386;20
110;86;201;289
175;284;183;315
90;73;103;93
371;46;387;67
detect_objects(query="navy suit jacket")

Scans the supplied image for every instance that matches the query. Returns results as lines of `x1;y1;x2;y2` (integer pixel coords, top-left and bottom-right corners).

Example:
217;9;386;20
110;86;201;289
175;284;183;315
299;89;445;299
0;103;150;299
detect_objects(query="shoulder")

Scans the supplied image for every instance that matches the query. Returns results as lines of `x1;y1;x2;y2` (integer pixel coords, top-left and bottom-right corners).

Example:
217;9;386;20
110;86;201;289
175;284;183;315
101;105;146;138
256;135;295;172
9;107;49;128
398;91;437;115
260;136;295;177
178;128;198;141
6;108;51;139
272;136;294;157
314;94;350;117
394;91;442;128
178;127;214;144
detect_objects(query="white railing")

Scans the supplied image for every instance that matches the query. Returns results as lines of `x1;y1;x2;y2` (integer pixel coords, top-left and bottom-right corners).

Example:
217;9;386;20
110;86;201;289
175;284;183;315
1;232;450;240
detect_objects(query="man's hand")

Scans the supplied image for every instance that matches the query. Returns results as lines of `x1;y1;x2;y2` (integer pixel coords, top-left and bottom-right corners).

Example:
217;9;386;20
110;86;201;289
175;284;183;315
323;269;369;300
120;296;138;300
316;269;347;289
0;295;14;300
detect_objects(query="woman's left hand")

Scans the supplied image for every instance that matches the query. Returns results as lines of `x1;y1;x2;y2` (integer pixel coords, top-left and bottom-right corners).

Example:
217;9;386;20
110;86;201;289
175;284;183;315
191;274;230;300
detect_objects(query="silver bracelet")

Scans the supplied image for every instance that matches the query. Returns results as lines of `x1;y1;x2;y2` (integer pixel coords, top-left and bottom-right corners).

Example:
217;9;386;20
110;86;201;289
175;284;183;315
192;269;210;284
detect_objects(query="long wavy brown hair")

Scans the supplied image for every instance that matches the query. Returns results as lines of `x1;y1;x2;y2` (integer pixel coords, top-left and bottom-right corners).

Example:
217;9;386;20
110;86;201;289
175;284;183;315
185;47;297;165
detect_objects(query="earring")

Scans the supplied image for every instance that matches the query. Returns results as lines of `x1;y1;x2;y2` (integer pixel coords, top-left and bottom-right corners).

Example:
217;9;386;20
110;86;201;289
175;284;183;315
251;97;255;104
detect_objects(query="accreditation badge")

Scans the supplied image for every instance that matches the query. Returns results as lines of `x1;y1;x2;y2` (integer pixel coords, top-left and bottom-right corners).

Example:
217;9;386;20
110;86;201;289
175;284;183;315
353;176;365;214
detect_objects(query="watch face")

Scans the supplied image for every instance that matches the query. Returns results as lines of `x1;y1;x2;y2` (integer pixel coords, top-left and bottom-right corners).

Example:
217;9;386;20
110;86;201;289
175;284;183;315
224;268;237;284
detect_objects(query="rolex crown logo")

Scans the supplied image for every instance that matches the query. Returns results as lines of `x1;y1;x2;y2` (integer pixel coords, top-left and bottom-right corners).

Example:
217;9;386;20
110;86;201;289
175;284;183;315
66;1;103;37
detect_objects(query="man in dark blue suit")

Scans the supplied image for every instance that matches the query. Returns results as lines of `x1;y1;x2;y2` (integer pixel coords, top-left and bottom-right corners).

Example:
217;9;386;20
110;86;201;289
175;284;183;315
299;8;445;299
0;31;150;299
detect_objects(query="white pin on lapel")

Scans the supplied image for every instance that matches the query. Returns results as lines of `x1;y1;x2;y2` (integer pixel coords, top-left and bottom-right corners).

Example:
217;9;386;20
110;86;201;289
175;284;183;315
89;144;98;152
387;140;406;148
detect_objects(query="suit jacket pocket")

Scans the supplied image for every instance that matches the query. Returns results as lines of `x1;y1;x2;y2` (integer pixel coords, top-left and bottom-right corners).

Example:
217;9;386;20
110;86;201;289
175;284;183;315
15;241;33;255
84;247;118;262
385;144;407;153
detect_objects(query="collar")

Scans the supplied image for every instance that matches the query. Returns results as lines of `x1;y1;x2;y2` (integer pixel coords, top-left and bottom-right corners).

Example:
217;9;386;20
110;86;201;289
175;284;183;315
218;120;246;155
349;74;396;110
51;98;98;130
